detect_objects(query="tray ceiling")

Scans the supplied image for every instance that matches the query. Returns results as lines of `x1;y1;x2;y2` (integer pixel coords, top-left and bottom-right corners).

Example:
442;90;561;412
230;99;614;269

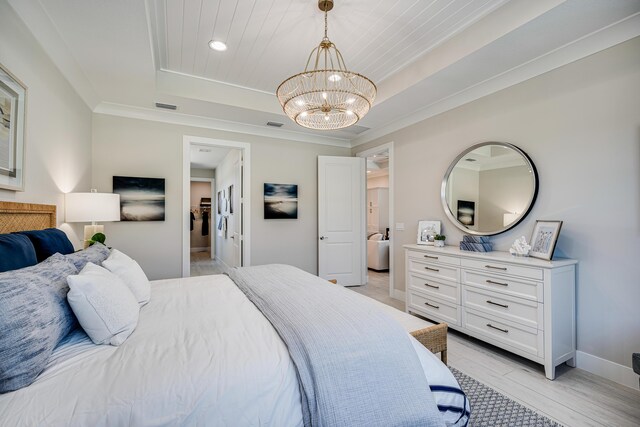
9;0;640;147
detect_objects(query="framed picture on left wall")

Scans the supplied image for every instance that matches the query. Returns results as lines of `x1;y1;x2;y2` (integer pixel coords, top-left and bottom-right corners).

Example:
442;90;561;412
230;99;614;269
0;63;26;191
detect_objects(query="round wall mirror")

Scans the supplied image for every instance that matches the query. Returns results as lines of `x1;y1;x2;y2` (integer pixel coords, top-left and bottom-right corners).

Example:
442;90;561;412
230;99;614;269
441;142;538;236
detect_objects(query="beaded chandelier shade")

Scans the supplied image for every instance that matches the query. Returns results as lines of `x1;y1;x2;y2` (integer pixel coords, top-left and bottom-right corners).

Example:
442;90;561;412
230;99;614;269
276;0;376;130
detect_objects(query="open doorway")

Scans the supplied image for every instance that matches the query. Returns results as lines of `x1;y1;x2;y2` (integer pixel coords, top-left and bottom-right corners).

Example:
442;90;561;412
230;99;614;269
182;136;251;277
354;142;401;308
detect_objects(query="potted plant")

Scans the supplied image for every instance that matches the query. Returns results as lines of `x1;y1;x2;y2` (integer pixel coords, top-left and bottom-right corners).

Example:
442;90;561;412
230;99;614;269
87;232;106;247
434;234;446;247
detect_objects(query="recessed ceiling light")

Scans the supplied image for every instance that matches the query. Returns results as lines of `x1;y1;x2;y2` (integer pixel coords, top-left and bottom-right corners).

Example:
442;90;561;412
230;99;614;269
208;40;227;51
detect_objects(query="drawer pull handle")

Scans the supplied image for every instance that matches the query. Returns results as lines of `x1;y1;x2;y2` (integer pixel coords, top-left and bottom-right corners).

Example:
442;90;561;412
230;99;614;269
423;255;439;260
486;279;508;287
486;323;509;333
486;300;509;308
424;283;440;289
424;267;440;272
424;302;440;309
485;264;507;271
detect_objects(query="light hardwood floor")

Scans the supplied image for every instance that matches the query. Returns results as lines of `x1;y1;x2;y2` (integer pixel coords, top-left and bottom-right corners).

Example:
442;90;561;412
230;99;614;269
190;250;229;276
349;270;640;427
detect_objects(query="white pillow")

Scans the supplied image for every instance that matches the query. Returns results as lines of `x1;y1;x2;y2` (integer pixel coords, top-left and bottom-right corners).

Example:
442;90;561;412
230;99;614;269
67;263;139;346
102;249;151;306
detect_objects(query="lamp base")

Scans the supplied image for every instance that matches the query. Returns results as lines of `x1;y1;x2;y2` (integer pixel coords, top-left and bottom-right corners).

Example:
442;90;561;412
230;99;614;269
83;224;104;249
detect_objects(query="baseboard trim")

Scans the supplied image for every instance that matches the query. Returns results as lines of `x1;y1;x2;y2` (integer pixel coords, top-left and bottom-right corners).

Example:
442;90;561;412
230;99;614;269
576;351;639;390
190;247;209;252
392;290;405;301
217;258;232;271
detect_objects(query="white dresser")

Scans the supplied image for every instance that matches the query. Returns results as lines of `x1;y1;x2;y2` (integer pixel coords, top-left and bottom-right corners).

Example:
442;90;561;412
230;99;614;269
404;244;577;379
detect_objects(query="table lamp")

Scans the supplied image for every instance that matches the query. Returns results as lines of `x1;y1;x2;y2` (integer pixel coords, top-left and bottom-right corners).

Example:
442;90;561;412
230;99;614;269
65;189;120;248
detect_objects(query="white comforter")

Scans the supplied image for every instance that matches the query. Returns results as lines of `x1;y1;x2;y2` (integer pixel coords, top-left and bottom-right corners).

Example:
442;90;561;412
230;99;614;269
0;275;460;426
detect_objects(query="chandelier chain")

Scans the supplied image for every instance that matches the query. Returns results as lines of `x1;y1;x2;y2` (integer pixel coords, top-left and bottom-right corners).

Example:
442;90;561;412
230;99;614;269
324;8;328;39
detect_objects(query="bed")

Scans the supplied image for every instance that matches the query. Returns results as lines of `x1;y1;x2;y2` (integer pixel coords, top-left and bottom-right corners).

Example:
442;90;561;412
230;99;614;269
0;202;469;426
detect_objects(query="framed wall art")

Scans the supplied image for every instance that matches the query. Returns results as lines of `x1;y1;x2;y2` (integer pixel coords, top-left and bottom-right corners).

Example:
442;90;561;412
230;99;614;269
529;220;563;260
113;176;165;221
0;64;26;191
264;183;298;219
457;200;475;226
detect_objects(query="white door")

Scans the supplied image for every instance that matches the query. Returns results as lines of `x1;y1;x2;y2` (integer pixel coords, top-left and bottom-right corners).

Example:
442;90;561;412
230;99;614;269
232;153;243;266
318;156;365;286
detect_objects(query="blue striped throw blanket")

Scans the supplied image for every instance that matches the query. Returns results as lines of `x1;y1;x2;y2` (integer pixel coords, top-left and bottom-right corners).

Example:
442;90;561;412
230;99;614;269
228;264;445;427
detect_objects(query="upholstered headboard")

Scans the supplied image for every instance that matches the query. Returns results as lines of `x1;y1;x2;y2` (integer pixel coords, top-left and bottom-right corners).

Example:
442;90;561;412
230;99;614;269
0;201;57;233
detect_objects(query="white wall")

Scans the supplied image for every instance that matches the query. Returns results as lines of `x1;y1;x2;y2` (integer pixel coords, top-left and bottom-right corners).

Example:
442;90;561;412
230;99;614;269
367;175;389;189
92;114;350;279
0;1;91;247
214;149;240;267
190;168;214;179
354;37;640;374
478;165;532;232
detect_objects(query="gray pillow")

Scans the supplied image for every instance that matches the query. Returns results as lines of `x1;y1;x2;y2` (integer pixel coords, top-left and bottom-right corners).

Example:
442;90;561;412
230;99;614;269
65;242;111;271
0;253;79;393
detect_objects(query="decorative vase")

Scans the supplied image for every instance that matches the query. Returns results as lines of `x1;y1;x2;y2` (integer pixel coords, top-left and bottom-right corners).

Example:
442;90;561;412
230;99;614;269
434;240;445;247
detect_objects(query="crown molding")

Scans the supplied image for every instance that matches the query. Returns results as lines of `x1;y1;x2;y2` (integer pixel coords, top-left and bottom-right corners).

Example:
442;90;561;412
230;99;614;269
93;102;351;148
8;0;100;109
156;69;283;115
351;12;640;148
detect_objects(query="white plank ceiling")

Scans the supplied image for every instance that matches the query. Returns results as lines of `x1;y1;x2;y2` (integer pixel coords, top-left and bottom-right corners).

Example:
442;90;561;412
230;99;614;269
10;0;640;146
156;0;508;92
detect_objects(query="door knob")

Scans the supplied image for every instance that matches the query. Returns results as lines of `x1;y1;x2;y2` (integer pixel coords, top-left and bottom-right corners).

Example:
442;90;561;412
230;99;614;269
319;236;328;240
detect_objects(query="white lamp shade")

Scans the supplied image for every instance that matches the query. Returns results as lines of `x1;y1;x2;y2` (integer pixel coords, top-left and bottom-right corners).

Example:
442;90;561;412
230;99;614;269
66;192;121;223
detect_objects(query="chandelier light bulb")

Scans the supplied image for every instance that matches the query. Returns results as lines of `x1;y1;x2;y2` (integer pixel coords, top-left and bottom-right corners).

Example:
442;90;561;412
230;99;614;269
275;0;376;130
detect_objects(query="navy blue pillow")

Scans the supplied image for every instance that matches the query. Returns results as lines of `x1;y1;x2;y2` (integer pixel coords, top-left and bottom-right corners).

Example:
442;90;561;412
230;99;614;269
15;228;75;262
0;234;38;273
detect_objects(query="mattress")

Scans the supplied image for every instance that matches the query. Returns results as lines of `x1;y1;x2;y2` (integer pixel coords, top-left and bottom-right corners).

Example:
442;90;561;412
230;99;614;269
0;274;465;426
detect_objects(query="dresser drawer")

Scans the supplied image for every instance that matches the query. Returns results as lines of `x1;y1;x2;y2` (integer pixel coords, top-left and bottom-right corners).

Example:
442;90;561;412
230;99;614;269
408;258;458;282
407;250;461;267
463;308;542;357
408;273;459;304
408;292;460;326
462;286;542;330
461;258;543;281
462;270;542;302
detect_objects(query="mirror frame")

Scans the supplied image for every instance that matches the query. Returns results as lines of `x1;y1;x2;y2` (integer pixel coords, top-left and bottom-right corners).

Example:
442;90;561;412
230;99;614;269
440;141;539;236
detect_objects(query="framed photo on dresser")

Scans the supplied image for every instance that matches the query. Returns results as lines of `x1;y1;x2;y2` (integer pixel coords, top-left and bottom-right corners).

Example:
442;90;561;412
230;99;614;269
529;220;563;260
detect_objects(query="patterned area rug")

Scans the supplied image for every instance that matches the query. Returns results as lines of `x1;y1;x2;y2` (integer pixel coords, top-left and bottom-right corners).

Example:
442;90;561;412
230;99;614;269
450;367;563;427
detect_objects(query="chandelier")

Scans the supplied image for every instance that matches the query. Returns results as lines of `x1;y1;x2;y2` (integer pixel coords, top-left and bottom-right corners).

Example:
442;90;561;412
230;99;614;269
276;0;376;130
